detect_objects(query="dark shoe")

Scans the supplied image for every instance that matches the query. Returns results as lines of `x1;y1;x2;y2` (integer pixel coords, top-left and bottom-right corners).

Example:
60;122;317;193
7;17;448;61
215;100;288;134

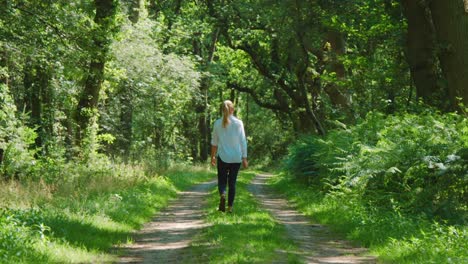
227;206;233;214
218;194;226;212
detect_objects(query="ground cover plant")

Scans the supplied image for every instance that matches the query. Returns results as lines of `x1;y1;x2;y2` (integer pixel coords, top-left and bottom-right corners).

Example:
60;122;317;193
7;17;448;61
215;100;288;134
190;171;301;263
274;111;468;263
0;162;214;263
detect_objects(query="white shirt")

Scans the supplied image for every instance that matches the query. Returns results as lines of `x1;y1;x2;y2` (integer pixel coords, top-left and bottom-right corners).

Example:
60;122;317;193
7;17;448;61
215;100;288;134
211;115;247;163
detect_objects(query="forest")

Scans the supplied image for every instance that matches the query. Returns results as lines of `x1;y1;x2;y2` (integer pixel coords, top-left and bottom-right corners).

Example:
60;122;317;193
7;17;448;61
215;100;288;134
0;0;467;263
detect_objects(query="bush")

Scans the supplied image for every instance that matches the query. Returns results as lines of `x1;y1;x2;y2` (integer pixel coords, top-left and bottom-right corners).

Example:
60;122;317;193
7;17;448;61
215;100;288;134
0;84;38;180
0;208;48;263
284;111;468;223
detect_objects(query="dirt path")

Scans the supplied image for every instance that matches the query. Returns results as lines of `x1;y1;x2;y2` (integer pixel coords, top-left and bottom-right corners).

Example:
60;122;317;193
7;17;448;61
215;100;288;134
116;174;376;264
116;179;216;264
248;174;377;264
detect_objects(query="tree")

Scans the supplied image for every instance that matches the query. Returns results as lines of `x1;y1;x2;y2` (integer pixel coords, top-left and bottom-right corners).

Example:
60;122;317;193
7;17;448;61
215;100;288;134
0;1;85;155
0;43;7;164
206;0;327;134
145;1;224;160
401;0;443;109
205;0;408;133
192;27;220;161
75;0;119;145
401;0;468;111
106;10;201;161
429;0;468;110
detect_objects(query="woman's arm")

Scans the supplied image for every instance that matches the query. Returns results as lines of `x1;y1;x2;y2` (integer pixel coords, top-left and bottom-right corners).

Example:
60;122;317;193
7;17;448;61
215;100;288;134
210;121;219;166
239;121;248;168
210;145;218;166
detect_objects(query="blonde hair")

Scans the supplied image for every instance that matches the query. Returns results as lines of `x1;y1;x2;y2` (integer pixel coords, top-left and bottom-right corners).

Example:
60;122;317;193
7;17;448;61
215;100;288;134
222;100;234;128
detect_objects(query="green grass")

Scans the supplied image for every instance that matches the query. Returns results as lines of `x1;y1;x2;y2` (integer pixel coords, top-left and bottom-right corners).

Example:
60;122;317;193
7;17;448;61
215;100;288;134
269;173;468;264
190;171;302;264
0;163;215;263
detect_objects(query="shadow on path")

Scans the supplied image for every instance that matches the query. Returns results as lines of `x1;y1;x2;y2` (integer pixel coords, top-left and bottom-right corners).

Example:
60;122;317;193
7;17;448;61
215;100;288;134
248;174;376;264
116;179;216;264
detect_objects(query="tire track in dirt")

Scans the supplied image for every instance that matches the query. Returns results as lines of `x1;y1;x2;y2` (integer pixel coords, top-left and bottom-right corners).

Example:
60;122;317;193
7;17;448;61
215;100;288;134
248;174;376;264
116;179;216;264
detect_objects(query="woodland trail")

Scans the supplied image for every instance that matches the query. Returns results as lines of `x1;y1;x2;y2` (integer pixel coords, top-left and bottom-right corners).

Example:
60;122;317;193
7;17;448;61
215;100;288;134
117;179;216;264
248;174;376;264
117;174;376;264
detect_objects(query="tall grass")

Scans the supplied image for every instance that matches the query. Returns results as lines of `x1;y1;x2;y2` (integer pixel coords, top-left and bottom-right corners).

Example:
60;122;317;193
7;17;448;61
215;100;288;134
0;161;215;263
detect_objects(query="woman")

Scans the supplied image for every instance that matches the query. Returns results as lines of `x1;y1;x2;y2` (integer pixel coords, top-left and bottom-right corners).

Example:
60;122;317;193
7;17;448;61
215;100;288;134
210;100;248;213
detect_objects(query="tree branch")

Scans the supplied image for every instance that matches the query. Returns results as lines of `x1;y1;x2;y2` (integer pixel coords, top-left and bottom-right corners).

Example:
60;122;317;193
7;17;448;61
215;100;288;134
236;42;302;104
11;4;84;53
228;82;288;112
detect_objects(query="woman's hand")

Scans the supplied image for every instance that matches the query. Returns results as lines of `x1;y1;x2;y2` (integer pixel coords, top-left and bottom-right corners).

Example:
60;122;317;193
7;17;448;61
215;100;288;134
242;158;248;169
211;156;216;166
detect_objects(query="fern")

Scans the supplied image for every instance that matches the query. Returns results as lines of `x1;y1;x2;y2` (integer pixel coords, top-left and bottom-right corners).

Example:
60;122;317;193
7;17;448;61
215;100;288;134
284;111;467;223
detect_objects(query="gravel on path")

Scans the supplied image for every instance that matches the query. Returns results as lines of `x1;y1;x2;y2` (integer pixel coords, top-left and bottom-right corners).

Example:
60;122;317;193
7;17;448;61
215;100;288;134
248;174;377;264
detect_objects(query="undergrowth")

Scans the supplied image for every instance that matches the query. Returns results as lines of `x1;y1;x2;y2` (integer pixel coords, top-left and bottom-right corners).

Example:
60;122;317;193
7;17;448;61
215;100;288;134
0;162;214;263
276;111;468;263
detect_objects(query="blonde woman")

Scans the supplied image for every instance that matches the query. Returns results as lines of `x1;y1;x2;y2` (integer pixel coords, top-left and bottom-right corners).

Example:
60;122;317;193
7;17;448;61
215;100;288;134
210;100;248;213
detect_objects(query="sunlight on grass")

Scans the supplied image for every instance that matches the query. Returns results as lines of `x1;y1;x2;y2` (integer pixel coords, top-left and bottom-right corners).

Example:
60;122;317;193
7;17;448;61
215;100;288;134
0;179;53;209
269;173;468;264
190;171;302;264
34;240;116;263
0;163;215;263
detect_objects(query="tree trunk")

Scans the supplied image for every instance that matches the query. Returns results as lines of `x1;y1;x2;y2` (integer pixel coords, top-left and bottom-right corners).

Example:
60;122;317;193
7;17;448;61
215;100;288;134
76;60;105;140
146;0;160;18
196;27;219;162
23;56;34;115
162;0;182;54
198;109;208;161
128;0;141;24
192;37;205;162
429;0;468;110
75;0;117;145
401;0;443;108
23;57;52;150
24;62;40;146
324;31;351;110
0;44;8;86
117;81;133;161
0;43;8;165
38;65;53;154
181;116;198;161
30;65;45;149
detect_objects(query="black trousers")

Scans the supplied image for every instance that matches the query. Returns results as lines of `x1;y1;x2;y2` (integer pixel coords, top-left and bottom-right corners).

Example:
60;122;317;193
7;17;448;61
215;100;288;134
217;157;241;207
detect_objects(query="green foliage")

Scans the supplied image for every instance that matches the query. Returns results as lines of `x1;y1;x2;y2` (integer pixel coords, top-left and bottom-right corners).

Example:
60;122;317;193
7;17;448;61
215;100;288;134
0;208;48;263
270;174;468;264
285;111;467;222
281;110;467;263
379;223;468;264
283;136;321;184
0;85;38;179
103;14;201;160
326;0;409;115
